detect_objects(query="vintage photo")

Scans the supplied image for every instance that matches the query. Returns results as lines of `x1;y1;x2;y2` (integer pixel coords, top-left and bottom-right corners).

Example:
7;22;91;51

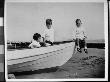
5;0;108;81
0;0;4;81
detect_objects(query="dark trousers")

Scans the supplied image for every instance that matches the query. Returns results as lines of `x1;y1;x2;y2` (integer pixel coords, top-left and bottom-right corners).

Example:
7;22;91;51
75;38;87;48
45;40;53;45
40;42;46;47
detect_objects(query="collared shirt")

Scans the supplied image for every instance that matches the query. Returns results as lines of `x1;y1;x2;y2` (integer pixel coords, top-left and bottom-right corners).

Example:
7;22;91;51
29;40;41;48
75;27;87;40
43;28;54;42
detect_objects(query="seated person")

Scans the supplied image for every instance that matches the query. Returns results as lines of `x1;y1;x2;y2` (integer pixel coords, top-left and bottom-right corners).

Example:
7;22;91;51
42;19;54;46
29;33;42;48
74;19;88;53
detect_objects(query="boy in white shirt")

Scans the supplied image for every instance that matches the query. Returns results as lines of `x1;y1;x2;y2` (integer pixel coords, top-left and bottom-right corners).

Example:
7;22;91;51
43;19;54;46
29;33;41;48
74;19;88;53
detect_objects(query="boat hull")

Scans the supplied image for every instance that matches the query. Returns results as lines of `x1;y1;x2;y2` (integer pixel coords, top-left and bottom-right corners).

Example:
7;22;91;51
7;42;75;73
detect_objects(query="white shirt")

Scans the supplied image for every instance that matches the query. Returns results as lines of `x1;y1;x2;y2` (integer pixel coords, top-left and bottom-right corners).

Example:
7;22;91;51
74;26;87;40
29;40;41;48
43;28;54;42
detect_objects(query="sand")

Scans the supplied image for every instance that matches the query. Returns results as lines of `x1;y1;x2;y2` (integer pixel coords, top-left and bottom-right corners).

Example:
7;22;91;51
15;48;105;79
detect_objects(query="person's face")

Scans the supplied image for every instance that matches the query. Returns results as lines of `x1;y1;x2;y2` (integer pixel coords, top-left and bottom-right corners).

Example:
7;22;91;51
76;20;82;27
37;37;41;42
47;24;52;29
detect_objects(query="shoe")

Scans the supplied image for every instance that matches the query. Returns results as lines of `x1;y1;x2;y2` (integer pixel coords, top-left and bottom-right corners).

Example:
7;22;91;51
77;47;82;53
84;49;88;54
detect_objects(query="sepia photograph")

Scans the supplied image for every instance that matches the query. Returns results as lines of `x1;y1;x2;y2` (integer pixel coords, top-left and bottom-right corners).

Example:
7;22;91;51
5;0;108;81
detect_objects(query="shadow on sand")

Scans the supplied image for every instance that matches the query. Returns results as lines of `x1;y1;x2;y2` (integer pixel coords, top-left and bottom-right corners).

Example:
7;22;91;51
13;67;58;76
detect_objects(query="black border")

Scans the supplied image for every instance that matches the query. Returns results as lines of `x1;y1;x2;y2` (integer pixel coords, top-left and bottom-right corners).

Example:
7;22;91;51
3;0;109;81
0;0;5;81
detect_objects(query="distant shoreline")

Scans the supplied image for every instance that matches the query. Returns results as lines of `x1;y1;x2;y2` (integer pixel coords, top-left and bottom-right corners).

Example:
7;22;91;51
87;40;105;44
7;40;105;50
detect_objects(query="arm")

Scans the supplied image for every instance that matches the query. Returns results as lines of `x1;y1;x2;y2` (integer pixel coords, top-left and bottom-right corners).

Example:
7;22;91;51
28;43;33;48
72;28;76;41
42;37;45;42
83;28;87;39
29;41;41;48
42;30;46;42
32;45;41;48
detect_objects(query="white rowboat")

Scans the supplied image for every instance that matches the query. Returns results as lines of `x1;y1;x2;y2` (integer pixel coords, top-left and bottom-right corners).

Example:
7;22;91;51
7;42;75;73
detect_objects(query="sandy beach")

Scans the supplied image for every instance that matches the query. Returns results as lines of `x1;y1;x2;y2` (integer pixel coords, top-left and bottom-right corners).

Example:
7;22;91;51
14;48;105;79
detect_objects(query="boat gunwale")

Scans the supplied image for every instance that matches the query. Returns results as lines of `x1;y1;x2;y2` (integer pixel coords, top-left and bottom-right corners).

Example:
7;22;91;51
8;45;74;61
8;47;67;69
8;42;75;61
7;41;74;51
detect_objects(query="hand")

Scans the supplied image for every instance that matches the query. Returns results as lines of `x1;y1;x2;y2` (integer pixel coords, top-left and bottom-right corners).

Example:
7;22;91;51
42;37;45;42
84;36;87;39
72;38;76;41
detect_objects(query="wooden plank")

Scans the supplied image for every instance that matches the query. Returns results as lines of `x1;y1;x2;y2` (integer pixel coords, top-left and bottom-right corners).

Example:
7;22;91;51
0;63;4;72
0;26;4;45
0;54;4;63
0;72;4;81
0;45;4;55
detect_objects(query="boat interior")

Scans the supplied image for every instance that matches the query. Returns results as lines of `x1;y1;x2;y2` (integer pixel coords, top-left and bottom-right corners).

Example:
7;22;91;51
7;40;74;51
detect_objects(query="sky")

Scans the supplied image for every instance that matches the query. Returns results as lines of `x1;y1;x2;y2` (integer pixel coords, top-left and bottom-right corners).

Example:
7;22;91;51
6;2;104;42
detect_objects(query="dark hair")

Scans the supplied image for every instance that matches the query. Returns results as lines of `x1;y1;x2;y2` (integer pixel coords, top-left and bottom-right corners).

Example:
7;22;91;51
76;19;81;24
46;19;52;25
33;33;41;41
